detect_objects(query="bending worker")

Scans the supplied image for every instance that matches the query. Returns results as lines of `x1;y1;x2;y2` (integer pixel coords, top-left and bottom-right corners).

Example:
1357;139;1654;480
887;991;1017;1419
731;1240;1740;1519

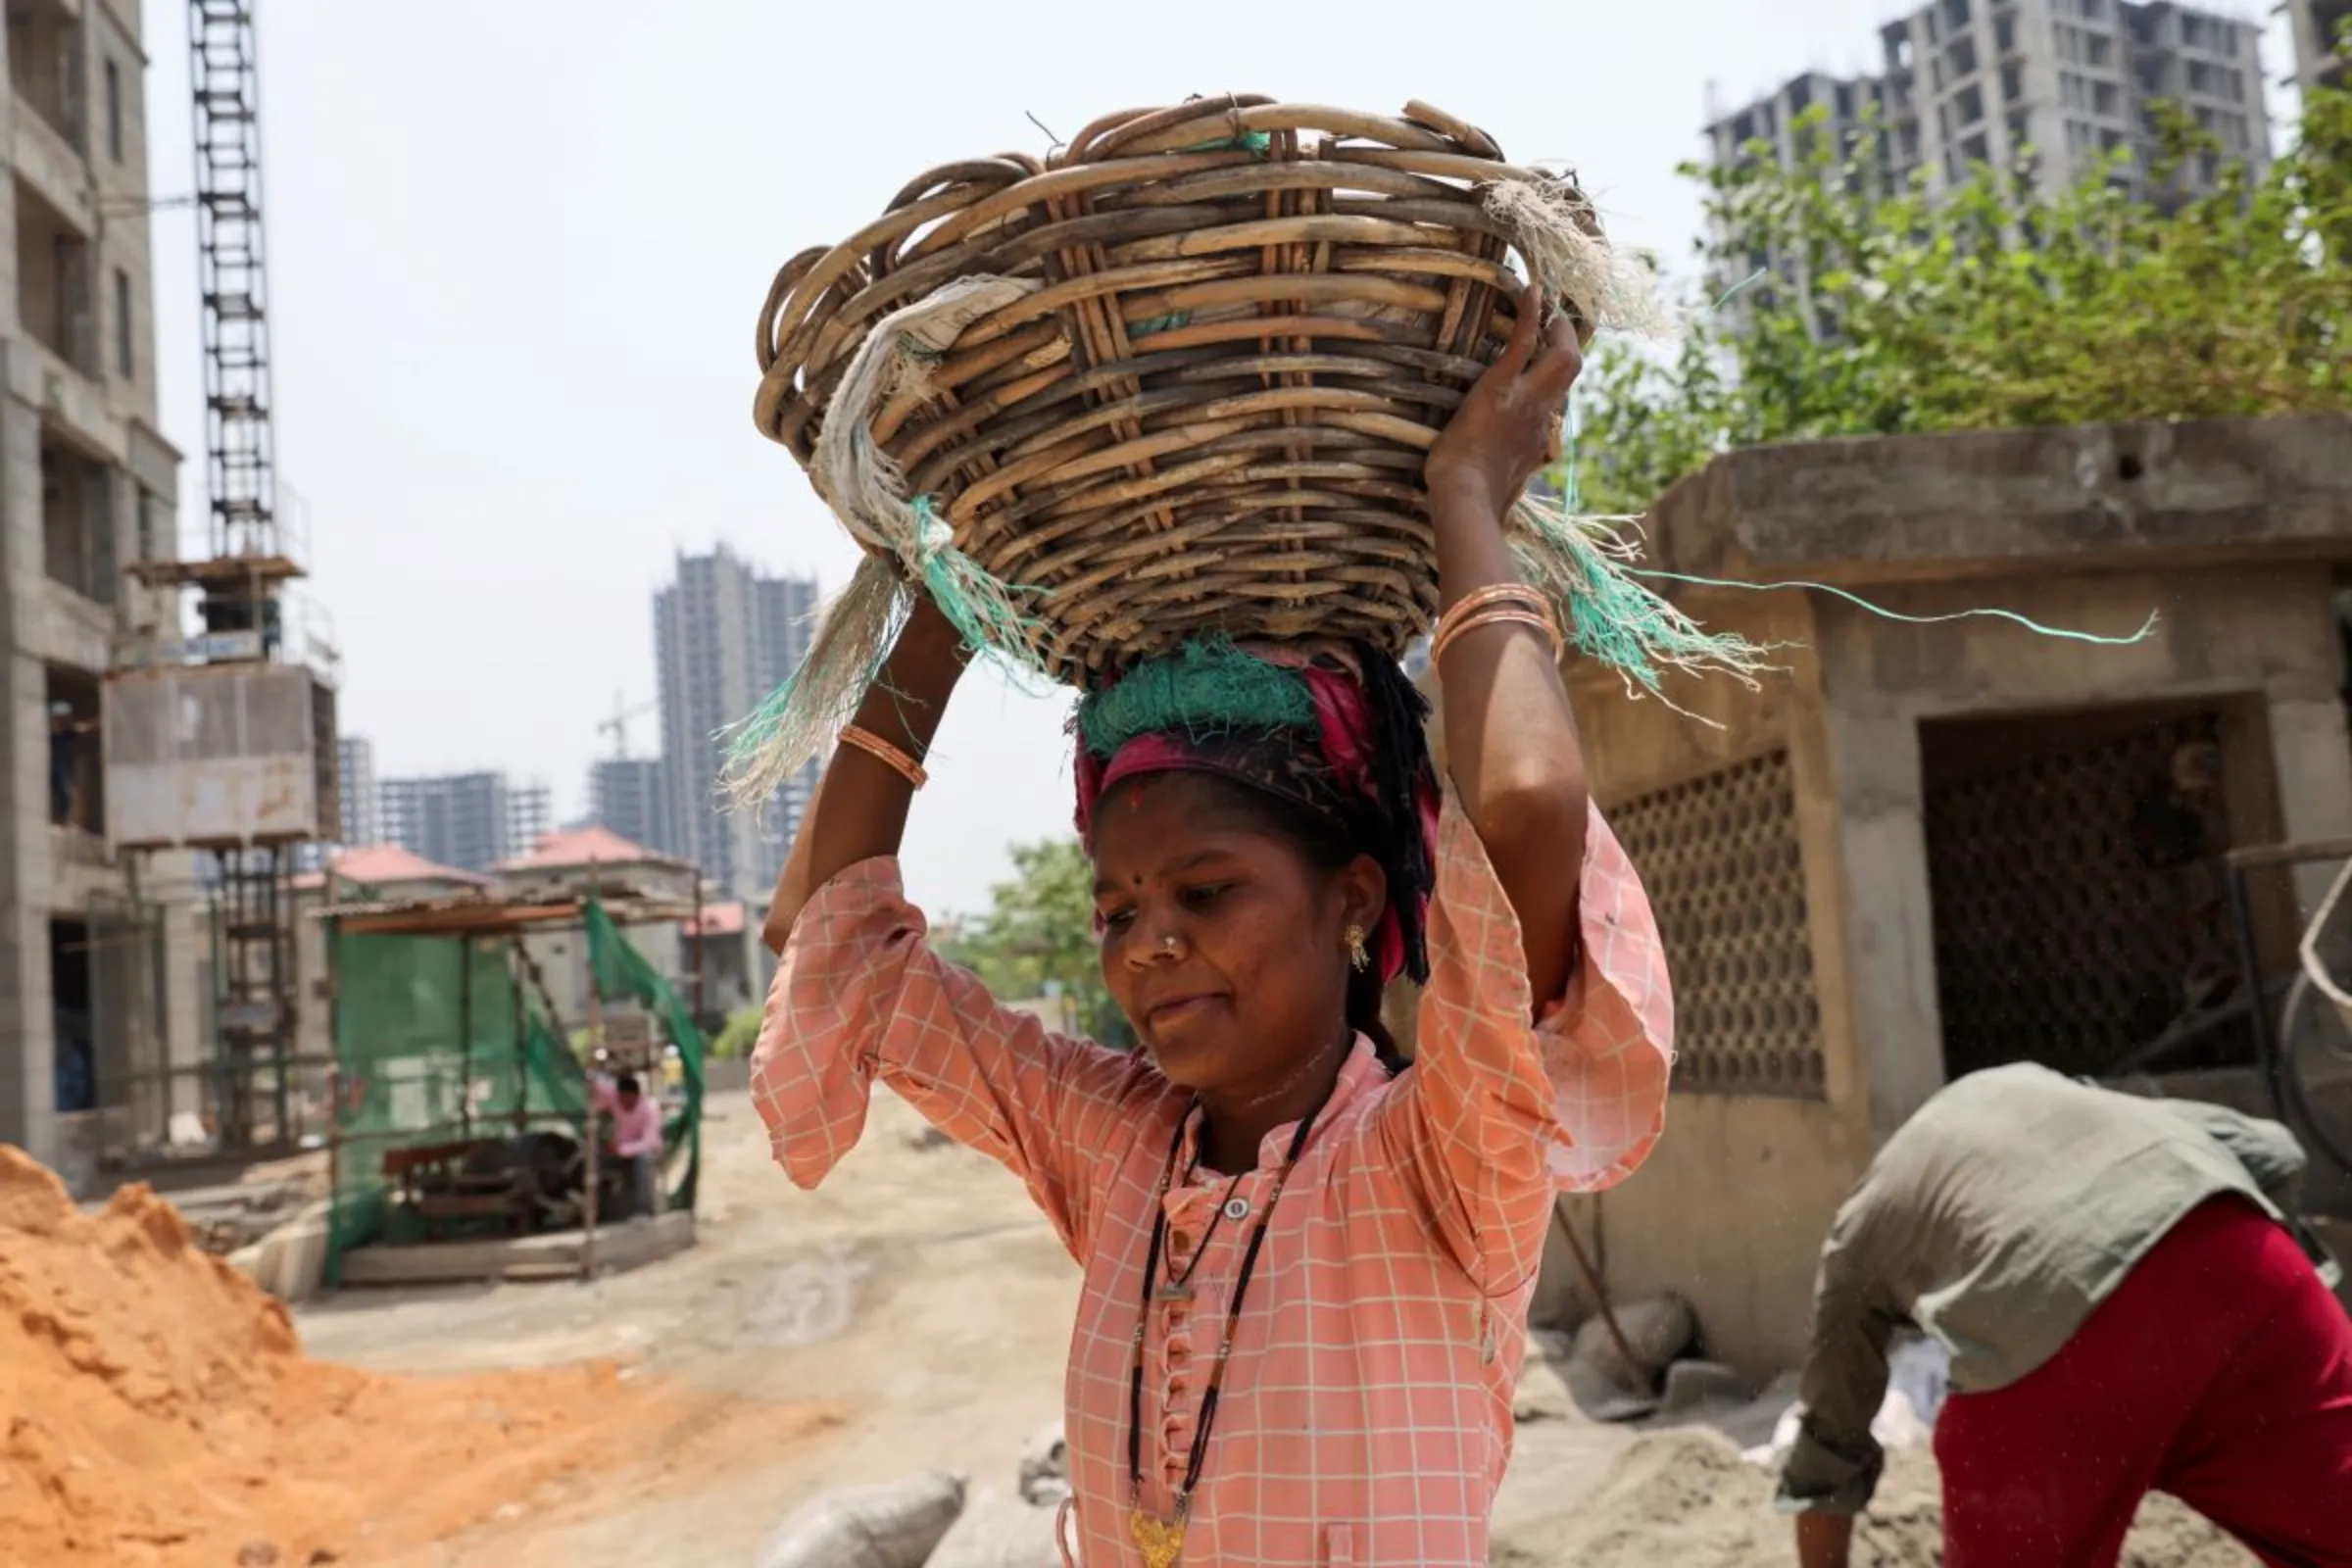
1780;1061;2351;1566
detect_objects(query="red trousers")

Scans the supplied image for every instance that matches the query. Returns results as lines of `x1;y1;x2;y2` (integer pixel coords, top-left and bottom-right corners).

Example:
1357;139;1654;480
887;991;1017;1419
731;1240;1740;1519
1935;1197;2352;1567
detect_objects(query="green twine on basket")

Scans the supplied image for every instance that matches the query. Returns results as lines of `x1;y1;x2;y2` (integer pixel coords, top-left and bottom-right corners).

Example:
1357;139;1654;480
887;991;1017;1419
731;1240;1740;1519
1077;639;1317;759
1130;311;1194;339
719;555;910;810
1508;498;1778;698
908;496;1049;667
1627;567;2162;647
1178;130;1273;155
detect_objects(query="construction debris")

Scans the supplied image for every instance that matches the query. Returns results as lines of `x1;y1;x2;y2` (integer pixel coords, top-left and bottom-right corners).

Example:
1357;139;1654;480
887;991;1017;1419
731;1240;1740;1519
756;1471;968;1568
1561;1293;1698;1420
759;1432;1074;1568
1015;1422;1070;1507
169;1152;328;1255
227;1200;332;1303
1497;1427;2256;1567
924;1488;1062;1568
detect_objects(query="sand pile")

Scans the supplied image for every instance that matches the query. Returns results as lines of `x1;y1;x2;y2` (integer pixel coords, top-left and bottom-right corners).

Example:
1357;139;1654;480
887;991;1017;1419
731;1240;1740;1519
0;1146;728;1567
1504;1428;2257;1568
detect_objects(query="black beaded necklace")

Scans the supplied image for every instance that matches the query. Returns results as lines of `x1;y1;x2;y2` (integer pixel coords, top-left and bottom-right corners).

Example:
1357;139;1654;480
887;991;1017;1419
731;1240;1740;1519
1121;1089;1330;1568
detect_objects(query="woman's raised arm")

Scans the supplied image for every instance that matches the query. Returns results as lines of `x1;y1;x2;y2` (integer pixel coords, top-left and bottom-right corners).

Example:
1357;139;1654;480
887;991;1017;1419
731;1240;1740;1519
763;598;969;953
1421;286;1592;1005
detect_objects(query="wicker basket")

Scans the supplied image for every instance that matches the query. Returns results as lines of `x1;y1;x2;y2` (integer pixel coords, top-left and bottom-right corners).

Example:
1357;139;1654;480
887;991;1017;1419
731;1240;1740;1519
753;96;1644;688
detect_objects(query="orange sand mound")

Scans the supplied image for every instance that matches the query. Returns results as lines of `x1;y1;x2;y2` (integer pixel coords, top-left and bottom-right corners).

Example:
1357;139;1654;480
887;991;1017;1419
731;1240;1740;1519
0;1146;760;1567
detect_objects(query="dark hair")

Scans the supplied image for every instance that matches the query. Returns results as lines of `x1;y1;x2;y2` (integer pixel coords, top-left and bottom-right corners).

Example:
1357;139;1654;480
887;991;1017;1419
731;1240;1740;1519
1186;770;1414;1078
615;1072;642;1096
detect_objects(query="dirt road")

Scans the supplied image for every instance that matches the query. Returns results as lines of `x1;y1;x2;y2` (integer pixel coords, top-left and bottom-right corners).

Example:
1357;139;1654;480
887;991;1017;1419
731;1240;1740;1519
300;1090;1087;1565
292;1090;2253;1566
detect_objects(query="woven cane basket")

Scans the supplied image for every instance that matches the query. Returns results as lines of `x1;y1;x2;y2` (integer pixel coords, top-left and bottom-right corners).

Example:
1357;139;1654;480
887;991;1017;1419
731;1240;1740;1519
753;96;1649;690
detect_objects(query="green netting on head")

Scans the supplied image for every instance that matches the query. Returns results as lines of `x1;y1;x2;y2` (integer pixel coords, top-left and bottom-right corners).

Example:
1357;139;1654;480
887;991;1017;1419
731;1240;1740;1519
1077;640;1317;760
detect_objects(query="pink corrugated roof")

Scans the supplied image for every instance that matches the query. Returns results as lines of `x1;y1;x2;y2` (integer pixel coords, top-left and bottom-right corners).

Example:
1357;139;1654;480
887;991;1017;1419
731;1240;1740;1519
495;824;684;872
293;844;490;892
683;901;747;938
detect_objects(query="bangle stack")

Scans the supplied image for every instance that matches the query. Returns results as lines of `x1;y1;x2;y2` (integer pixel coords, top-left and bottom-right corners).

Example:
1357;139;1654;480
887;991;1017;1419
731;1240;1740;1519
837;725;928;790
1431;583;1565;666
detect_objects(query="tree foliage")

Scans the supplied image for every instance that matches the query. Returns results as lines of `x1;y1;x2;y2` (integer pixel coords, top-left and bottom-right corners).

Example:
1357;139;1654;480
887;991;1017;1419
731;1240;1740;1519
1575;68;2352;517
710;1005;763;1061
937;837;1130;1046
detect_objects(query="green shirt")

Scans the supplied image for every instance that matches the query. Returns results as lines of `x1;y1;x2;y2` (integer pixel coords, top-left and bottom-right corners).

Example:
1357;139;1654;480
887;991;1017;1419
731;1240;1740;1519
1777;1062;2339;1516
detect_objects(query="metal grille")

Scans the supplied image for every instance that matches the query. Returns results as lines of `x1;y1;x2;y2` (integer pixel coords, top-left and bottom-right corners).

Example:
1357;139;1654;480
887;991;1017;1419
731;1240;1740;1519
1924;710;2240;1079
1611;751;1825;1097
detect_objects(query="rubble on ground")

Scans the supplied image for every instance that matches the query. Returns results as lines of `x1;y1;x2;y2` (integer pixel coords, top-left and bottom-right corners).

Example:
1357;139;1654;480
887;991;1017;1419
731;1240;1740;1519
171;1151;329;1255
1496;1428;2256;1567
1016;1420;1070;1506
1555;1292;1698;1421
760;1431;1071;1568
756;1472;968;1568
926;1489;1062;1568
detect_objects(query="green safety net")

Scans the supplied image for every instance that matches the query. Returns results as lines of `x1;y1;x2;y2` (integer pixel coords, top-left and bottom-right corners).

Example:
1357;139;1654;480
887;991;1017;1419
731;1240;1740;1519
324;905;706;1283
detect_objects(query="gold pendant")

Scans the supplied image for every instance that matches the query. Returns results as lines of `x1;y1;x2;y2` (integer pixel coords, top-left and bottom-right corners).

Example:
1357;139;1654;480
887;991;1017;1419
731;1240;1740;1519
1129;1508;1188;1568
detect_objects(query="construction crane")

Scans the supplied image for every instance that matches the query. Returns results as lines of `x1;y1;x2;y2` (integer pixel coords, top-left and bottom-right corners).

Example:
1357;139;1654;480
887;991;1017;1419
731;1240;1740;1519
600;694;658;760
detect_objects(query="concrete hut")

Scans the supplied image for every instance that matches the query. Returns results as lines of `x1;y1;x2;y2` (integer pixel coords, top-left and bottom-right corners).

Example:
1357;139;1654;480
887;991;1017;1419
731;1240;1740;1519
1531;413;2352;1377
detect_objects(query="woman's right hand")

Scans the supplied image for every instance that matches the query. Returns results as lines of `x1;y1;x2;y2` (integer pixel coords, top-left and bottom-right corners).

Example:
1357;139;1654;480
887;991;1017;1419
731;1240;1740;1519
1423;283;1584;520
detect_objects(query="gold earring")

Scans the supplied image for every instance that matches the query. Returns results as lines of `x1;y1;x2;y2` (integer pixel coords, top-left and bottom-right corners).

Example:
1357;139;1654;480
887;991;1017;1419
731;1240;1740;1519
1345;923;1370;972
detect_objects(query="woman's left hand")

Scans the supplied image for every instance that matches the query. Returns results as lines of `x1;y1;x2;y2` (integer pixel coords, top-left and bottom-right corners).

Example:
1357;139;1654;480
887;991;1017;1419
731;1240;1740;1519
1423;283;1585;518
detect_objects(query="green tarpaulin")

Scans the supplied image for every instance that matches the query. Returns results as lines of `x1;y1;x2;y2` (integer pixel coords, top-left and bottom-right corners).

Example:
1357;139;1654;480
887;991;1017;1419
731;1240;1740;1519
324;899;706;1282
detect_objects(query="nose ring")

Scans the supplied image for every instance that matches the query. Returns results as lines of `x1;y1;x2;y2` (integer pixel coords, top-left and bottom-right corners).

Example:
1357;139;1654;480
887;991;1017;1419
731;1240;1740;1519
1160;934;1179;956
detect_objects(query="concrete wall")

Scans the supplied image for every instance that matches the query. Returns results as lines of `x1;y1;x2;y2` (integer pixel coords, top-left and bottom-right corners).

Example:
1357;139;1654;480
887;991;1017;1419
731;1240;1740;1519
1813;563;2352;1134
1541;555;2352;1380
0;3;180;1172
1544;590;1884;1374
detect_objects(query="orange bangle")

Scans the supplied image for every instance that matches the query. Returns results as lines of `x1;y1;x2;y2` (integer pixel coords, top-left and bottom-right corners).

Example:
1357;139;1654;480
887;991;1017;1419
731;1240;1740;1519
837;725;928;790
1438;583;1550;628
1430;585;1561;667
1434;608;1559;664
1433;585;1552;655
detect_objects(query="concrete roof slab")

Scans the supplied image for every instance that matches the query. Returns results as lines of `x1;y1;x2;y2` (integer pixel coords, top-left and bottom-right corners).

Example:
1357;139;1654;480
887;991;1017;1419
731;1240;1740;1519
1644;415;2352;587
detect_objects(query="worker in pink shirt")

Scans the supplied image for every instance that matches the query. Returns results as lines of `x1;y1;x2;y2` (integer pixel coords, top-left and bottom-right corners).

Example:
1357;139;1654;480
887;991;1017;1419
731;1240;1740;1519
591;1071;664;1220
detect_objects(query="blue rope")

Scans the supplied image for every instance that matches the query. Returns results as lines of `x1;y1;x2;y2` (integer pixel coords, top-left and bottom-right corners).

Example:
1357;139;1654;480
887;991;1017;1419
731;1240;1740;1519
1710;268;1770;314
1560;387;1583;514
1628;567;2160;646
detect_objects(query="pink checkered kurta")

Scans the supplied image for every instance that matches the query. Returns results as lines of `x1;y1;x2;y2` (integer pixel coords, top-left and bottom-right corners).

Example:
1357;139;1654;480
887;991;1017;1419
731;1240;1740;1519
752;794;1672;1566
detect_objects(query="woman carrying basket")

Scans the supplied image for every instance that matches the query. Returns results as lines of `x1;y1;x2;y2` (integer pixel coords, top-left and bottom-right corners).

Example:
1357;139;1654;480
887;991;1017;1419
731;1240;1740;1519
751;288;1673;1567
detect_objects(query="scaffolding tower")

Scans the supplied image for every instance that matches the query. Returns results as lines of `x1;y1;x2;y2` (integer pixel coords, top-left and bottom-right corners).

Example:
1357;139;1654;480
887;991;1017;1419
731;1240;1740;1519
103;0;332;1155
190;0;277;564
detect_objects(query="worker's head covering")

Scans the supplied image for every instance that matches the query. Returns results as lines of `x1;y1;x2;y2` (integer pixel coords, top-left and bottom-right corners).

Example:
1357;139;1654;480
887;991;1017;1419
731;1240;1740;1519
1071;640;1440;989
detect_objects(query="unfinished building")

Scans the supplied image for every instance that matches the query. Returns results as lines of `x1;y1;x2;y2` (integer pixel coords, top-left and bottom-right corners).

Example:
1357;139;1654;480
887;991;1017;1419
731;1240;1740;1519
0;1;197;1187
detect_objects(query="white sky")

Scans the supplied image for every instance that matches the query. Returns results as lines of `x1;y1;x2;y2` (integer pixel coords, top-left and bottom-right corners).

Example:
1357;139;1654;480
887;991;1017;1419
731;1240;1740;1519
138;0;2295;914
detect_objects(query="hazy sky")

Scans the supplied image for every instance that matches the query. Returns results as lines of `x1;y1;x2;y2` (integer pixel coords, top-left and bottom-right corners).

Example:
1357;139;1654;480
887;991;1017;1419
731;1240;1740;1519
138;0;2290;914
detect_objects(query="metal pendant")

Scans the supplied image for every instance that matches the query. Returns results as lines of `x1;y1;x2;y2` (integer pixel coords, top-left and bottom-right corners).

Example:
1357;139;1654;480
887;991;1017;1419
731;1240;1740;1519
1130;1508;1189;1568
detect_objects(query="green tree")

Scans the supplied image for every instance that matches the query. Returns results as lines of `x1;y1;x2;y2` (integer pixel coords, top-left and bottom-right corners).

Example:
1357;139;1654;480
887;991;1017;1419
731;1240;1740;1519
1575;65;2351;516
710;1005;763;1061
937;838;1130;1046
